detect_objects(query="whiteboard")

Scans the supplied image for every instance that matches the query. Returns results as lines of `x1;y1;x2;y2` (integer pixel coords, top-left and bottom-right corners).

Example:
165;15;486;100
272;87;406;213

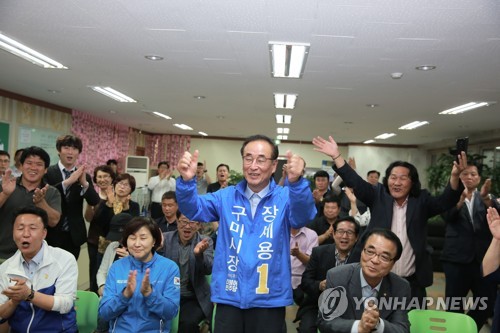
18;126;62;166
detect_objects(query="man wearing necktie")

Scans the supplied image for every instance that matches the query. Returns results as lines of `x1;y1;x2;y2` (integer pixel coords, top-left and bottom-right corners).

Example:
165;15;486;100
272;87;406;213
440;163;498;330
45;135;99;259
318;228;411;333
176;134;316;333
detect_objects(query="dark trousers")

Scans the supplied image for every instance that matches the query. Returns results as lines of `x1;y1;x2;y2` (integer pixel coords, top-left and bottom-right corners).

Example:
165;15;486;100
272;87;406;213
179;296;207;333
47;230;81;259
88;243;99;292
297;306;319;333
443;261;497;329
150;202;163;220
214;304;285;333
403;273;427;310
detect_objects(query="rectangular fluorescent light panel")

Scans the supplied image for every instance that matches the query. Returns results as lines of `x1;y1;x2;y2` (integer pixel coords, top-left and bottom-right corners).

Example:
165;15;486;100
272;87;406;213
269;42;310;78
276;114;292;124
91;86;137;103
399;121;429;130
439;102;491;115
0;33;68;69
363;140;376;144
174;124;193;131
375;133;396;140
198;132;208;136
277;135;288;140
277;127;290;134
274;93;297;109
152;111;172;120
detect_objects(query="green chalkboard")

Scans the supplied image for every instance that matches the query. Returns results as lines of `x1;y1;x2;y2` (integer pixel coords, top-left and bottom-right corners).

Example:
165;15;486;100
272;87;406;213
0;122;9;151
18;126;62;166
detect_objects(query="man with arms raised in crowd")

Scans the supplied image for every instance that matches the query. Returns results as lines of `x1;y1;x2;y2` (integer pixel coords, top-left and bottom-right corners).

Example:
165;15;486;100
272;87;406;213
313;135;465;306
45;135;100;259
148;161;176;219
318;228;410;333
0;147;61;263
0;206;78;332
441;163;497;329
176;134;316;333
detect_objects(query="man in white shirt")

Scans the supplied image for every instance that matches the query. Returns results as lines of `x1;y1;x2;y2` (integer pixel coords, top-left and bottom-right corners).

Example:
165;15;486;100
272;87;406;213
0;206;78;332
148;161;176;219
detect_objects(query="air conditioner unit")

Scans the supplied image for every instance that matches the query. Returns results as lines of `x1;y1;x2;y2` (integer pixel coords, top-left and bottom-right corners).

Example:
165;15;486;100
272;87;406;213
125;156;150;189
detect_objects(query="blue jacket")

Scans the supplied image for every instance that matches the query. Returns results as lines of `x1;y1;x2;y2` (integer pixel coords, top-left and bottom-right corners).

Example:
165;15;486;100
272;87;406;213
99;253;180;332
176;177;316;308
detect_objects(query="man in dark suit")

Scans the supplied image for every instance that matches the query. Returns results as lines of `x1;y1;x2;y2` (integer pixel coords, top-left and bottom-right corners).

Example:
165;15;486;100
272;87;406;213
45;135;100;259
318;228;411;333
313;135;465;306
161;214;214;333
298;216;360;333
441;163;497;329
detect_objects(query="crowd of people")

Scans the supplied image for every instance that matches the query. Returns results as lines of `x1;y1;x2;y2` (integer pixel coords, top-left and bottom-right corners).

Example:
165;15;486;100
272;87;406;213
0;133;499;333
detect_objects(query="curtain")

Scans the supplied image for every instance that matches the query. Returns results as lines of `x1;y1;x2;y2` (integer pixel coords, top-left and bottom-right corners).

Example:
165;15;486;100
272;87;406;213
145;134;191;170
71;110;129;175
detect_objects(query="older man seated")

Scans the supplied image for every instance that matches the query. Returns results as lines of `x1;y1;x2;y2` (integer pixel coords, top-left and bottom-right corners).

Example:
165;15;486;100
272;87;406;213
318;228;411;333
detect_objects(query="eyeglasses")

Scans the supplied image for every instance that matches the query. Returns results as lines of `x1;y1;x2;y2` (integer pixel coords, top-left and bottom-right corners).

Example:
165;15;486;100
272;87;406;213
334;229;356;237
116;181;131;188
242;155;274;166
178;219;198;228
363;248;394;263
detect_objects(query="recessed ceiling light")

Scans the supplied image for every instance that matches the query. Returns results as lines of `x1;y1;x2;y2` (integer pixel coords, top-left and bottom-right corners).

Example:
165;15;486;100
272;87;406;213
277;135;288;140
194;96;206;100
174;123;193;130
109;110;116;114
90;86;137;103
47;89;60;94
374;133;396;140
216;115;225;120
390;72;403;79
269;42;310;78
364;140;376;144
415;65;436;71
145;55;164;61
366;104;379;108
439;102;495;115
199;132;208;136
399;121;429;130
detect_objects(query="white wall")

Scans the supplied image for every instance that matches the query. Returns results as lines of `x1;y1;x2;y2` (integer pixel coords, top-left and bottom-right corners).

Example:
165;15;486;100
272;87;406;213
189;138;430;187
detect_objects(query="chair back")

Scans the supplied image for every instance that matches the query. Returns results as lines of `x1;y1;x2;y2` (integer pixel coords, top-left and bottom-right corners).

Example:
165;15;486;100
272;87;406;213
170;311;179;333
408;309;477;333
75;290;100;333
